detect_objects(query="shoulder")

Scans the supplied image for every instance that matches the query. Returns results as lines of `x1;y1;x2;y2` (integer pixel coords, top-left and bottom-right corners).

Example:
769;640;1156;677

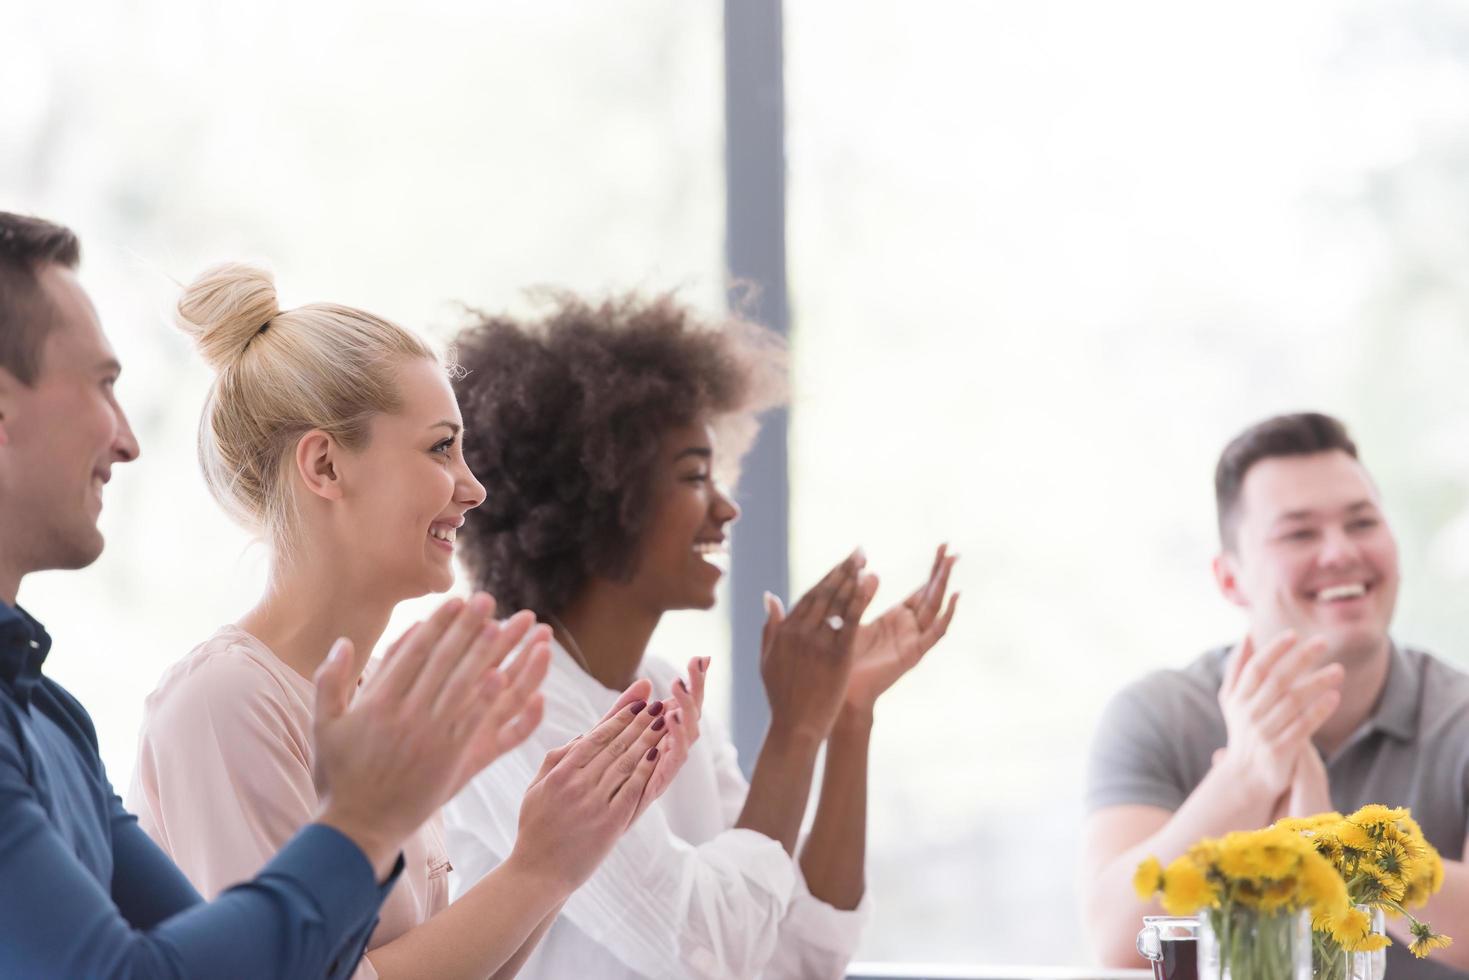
1403;646;1469;735
1097;648;1226;734
141;630;309;742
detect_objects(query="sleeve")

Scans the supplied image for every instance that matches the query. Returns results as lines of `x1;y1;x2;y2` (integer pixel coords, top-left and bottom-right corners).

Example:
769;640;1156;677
708;717;870;980
0;714;396;979
128;652;320;899
127;651;385;980
1085;673;1189;813
444;699;805;980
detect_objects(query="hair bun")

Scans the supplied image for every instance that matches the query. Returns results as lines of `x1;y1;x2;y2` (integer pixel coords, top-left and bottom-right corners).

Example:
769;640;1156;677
175;263;281;373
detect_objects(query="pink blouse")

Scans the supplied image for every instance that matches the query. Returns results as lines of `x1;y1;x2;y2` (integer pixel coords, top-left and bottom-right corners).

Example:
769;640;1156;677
125;626;451;979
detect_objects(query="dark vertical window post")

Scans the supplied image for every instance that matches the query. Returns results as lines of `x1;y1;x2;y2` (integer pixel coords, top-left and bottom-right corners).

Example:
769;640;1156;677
724;0;789;775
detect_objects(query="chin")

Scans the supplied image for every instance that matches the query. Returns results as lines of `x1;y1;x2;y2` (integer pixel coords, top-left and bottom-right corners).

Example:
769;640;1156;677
52;527;106;572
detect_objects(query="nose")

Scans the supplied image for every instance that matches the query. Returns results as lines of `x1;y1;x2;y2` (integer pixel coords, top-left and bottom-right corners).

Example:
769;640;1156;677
113;401;140;463
456;459;486;511
1317;524;1361;568
711;480;740;527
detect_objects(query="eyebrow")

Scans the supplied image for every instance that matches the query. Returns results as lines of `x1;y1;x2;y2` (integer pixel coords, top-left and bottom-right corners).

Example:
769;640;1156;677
428;420;462;436
1274;500;1377;523
674;447;712;462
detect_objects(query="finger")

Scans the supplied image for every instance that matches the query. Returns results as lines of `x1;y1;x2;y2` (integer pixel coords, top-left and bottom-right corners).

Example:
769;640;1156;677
918;553;958;626
792;550;862;628
1272;687;1342;746
586;701;659;785
1257;664;1344;738
672;674;699;727
563;697;647;768
684;658;708;714
1235;629;1300;702
1220;633;1253;699
379;622;418;666
822;568;861;637
837;570;880;646
312;638;356;723
641;710;690;809
368;597;466;702
532;738;576;785
404;593;497;709
1247;636;1330;710
434;613;538;718
611;733;666;822
601;705;672;800
493;693;546;757
603;678;654;723
918;592;959;652
761;593;785;651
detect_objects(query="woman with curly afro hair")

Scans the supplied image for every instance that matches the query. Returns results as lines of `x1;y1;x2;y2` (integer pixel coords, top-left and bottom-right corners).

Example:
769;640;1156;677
442;291;958;980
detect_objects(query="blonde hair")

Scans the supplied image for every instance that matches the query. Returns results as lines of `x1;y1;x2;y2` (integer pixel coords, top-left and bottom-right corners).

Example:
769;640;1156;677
176;263;435;546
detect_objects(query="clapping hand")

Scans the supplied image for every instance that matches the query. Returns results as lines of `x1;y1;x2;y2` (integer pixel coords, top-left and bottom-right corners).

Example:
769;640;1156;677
843;543;959;713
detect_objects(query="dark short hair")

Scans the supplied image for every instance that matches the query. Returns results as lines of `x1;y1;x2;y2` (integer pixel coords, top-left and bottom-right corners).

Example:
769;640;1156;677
0;211;81;385
1215;412;1360;549
451;291;784;616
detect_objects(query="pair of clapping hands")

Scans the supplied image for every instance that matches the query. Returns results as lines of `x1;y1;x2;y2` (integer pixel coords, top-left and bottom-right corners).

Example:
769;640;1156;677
759;544;960;739
307;593;704;890
1213;630;1344;819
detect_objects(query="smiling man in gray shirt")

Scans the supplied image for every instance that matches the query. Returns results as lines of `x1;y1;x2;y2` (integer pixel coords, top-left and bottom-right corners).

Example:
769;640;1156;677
1081;413;1469;980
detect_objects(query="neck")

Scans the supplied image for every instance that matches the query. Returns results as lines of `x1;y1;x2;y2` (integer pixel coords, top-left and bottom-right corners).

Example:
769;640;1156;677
1313;636;1393;756
0;567;18;609
555;583;662;691
238;547;397;684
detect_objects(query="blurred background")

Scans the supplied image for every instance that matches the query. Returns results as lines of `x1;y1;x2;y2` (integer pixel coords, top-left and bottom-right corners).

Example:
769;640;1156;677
6;0;1469;967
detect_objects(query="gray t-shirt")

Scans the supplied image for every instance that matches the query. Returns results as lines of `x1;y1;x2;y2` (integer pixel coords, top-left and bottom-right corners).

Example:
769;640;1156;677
1087;644;1469;980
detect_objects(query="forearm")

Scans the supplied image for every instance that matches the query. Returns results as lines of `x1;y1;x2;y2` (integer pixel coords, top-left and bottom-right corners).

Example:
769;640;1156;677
365;853;567;980
736;724;823;855
488;905;562;980
1087;762;1280;965
1385;857;1469;971
798;708;871;910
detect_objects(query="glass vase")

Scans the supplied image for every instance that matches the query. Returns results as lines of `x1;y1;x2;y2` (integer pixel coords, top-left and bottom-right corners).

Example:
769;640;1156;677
1312;905;1386;980
1198;906;1312;980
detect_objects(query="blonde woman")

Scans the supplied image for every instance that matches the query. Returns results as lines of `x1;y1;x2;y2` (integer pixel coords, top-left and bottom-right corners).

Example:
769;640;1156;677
125;265;702;979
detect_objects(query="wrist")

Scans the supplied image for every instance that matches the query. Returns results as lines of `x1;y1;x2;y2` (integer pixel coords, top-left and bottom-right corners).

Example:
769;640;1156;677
317;803;399;882
833;703;875;737
763;717;826;757
501;843;579;904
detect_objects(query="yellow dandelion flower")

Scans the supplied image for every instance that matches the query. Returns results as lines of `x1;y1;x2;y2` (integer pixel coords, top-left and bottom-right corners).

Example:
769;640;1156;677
1349;933;1392;954
1300;853;1348;913
1161;856;1218;915
1329;906;1372;945
1336;822;1373;852
1350;804;1408;827
1409;921;1454;958
1134;857;1164;900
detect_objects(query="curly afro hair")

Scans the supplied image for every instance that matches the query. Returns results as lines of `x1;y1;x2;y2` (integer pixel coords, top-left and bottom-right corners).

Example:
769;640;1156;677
451;291;786;617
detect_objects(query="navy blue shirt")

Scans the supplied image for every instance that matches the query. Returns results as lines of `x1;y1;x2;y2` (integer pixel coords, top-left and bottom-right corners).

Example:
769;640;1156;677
0;601;401;978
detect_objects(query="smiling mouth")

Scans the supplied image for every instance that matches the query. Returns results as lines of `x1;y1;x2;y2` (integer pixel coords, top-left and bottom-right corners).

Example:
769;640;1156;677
429;525;457;545
1312;582;1368;603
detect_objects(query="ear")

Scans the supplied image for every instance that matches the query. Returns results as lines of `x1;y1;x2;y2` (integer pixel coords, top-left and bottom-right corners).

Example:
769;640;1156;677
1212;551;1250;610
0;367;20;449
294;429;345;502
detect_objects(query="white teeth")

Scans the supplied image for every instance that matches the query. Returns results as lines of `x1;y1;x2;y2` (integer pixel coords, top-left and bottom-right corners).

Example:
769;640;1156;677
430;526;457;543
692;542;727;556
1318;583;1366;602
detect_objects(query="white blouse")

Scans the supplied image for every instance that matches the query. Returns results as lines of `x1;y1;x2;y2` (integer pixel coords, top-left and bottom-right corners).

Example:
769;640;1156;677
442;641;870;980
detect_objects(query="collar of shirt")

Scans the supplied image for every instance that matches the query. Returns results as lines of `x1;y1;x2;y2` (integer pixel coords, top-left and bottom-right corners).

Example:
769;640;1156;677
1361;644;1420;743
0;602;52;707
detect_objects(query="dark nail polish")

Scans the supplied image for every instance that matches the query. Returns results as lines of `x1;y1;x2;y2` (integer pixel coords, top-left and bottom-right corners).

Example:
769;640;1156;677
629;700;647;715
646;747;659;761
652;717;666;731
676;678;688;692
699;658;709;673
647;700;664;717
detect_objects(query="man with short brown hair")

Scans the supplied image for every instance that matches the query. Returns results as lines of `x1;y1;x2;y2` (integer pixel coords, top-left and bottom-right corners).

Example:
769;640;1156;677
1082;412;1469;979
0;210;538;978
